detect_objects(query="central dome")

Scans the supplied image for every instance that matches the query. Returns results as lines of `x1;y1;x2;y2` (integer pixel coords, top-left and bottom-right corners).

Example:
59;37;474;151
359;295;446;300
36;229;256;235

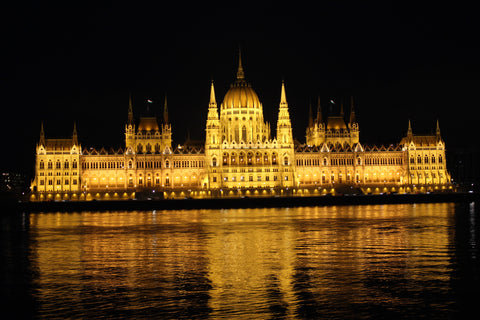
222;80;261;110
221;51;262;111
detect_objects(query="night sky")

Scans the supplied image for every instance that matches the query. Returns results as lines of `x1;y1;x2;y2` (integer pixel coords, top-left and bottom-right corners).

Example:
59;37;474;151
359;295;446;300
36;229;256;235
2;1;479;176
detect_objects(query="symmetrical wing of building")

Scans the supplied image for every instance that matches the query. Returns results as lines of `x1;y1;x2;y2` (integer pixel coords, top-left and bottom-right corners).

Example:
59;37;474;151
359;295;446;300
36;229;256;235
30;55;452;201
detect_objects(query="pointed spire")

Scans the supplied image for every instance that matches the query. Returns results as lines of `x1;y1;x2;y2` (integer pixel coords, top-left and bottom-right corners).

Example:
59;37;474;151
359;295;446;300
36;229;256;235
163;93;169;124
349;96;356;124
72;122;78;145
209;80;217;107
316;96;322;123
39;121;45;145
308;102;313;127
280;80;287;107
407;119;413;137
128;92;134;125
436;119;441;138
340;98;344;116
236;47;245;80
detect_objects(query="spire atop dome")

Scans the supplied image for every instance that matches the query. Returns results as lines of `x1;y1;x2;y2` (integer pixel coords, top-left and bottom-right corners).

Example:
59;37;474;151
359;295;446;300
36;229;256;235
236;47;245;80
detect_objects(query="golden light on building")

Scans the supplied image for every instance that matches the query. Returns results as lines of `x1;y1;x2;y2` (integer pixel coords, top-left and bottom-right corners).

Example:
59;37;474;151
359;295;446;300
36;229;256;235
30;53;452;201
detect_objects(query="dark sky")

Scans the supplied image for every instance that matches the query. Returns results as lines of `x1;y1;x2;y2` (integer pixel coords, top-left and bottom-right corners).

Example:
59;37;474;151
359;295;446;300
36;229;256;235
2;1;479;175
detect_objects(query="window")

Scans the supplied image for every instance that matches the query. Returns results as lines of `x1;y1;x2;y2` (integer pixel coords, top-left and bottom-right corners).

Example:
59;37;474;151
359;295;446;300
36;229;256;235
212;157;217;166
213;177;217;182
165;160;170;168
40;179;44;185
64;161;69;169
48;161;53;169
56;161;61;169
39;161;45;169
257;176;261;181
65;179;69;185
73;179;77;185
284;156;289;166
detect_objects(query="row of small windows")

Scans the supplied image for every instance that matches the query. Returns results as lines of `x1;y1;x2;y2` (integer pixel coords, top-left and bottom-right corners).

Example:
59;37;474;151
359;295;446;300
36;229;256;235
82;161;125;169
364;157;403;165
410;155;443;164
221;175;287;182
82;159;205;170
296;157;404;166
39;178;78;186
39;160;77;170
213;152;287;166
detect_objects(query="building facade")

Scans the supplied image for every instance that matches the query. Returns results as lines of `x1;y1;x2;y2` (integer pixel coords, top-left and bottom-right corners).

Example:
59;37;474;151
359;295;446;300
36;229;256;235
30;56;452;201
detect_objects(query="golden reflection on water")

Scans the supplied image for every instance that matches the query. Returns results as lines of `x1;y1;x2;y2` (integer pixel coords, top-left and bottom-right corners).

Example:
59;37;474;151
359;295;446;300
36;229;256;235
29;203;456;318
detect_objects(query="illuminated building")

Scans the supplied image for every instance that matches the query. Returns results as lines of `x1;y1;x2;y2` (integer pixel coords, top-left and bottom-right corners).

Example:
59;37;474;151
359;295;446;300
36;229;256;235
30;54;452;201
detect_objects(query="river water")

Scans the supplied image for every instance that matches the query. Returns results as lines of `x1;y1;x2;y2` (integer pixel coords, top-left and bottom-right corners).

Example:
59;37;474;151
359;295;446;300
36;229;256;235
1;203;479;319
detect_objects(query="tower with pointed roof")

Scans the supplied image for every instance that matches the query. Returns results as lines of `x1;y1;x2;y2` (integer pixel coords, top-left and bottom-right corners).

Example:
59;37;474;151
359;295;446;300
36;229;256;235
306;96;359;147
161;94;172;150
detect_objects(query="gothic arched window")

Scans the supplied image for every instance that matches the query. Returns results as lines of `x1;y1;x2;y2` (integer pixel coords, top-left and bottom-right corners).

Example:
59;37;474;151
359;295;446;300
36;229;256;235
242;126;247;142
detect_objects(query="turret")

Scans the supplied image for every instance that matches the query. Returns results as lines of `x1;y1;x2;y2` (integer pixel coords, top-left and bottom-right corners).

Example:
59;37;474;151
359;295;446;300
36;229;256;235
161;93;172;149
206;80;220;146
276;80;294;146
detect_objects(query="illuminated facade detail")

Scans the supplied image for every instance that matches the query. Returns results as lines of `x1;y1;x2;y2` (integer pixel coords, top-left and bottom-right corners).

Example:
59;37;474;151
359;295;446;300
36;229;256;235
31;122;81;200
306;97;359;147
30;55;452;201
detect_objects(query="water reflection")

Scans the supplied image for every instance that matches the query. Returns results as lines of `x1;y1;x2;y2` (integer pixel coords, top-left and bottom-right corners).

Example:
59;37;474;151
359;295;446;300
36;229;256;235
26;203;470;318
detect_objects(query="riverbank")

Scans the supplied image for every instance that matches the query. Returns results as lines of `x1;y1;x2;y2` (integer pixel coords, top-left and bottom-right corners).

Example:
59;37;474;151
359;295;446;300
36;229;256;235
4;192;478;213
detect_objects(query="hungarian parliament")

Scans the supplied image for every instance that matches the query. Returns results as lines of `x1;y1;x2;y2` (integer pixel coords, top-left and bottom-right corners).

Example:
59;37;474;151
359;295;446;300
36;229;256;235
30;55;452;201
